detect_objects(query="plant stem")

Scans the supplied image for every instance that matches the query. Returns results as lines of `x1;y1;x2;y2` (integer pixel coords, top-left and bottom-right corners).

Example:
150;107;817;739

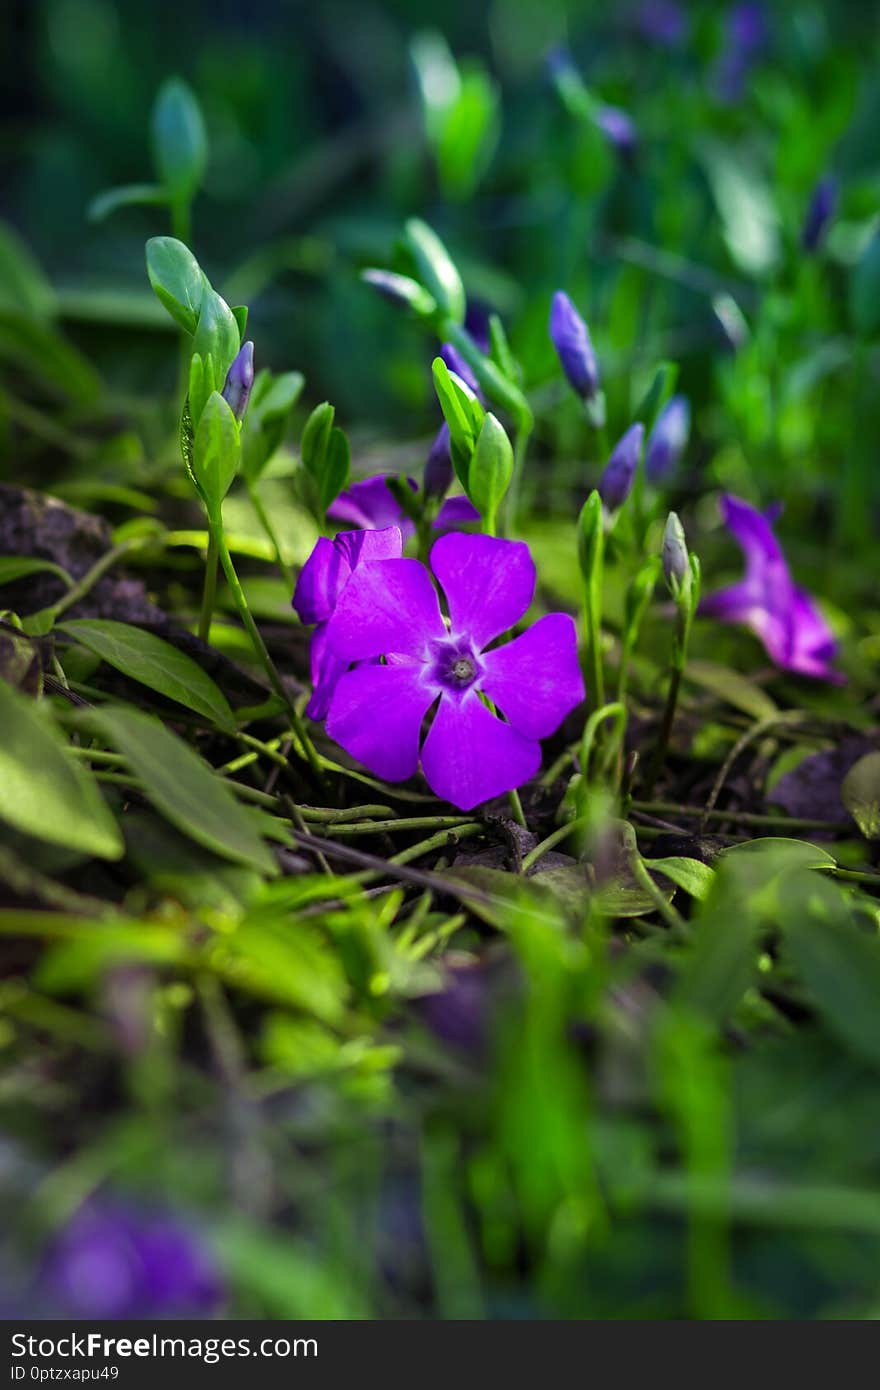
322;815;474;837
642;662;683;798
45;539;140;622
198;528;219;642
632;800;844;833
507;788;527;829
214;524;324;785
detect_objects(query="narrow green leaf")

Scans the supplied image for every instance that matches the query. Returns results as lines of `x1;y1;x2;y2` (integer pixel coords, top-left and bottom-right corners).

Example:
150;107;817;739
192;287;240;397
58;619;235;729
0;682;122;859
192;391;240;511
404;218;466;323
320;427;351;509
0;557;73;588
685;658;778;722
87;706;277;876
88;183;168;223
468;413;512;530
841;751;880;839
646;856;715;900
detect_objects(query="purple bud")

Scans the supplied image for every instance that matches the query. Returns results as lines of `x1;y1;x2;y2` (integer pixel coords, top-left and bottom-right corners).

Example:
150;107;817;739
439;343;483;400
662;511;689;590
595;105;638;157
221;340;254;421
550;291;600;400
425;422;453;499
545;43;576;82
599;423;644;512
645;394;690;483
464;301;492;353
801;174;838;253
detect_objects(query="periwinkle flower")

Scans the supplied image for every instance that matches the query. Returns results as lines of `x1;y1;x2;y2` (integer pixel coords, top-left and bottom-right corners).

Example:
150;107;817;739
550;291;600;402
293;526;403;719
221;340;254;421
322;534;585;809
424;423;454;499
327;474;479;542
700;494;841;681
42;1201;222;1320
645;395;690;482
801;174;838;253
599;422;643;512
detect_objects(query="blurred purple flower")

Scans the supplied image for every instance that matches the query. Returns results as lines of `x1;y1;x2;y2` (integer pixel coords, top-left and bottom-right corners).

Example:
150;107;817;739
327;474;479;543
636;0;687;46
599;423;643;512
464;302;492;353
700;494;841;681
42;1202;222;1320
595;105;638;157
323;534;584;809
801;174;838;253
221;340;254;421
293;526;403;719
645;395;690;482
550;291;600;401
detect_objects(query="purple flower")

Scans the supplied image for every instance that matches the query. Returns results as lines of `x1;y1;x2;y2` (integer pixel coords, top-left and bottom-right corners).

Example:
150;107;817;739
700;495;841;681
645;395;690;482
595;105;638;157
801;174;838;253
42;1201;222;1320
293;526;404;719
221;340;254;421
599;423;643;511
322;534;585;809
550;291;600;401
713;2;767;104
327;474;479;543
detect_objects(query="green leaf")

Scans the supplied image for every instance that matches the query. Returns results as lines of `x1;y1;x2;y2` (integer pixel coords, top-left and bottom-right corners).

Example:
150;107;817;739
841;752;880;838
646;856;716;900
785;874;880;1069
360;269;437;318
151;77;208;203
58;619;235;730
241;370;304;483
685;658;778;722
86;706;277;876
403;218;466;323
432;357;481;486
0;557;73;588
0;682;122;859
0;221;55;318
192;391;240;512
88;183;168;223
300;401;335;481
722;837;837;871
192;287;240;399
146;236;204;334
467;413;512;529
320;427;351;509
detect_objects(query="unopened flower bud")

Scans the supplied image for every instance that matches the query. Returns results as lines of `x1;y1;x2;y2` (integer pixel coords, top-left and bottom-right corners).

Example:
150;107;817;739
221;340;254;421
550;291;600;401
439;343;484;400
801;174;838;254
599;422;643;512
645;394;690;482
425;422;453;499
662;511;689;592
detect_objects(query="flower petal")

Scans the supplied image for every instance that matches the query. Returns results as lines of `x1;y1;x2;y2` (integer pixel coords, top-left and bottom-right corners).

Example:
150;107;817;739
326;664;437;782
332;524;404;570
420;692;540;810
292;537;348;625
325;557;445;662
327;475;417;541
430;533;535;649
789;587;843;681
434;495;480;530
719;494;787;582
305;623;350;720
480;613;585;738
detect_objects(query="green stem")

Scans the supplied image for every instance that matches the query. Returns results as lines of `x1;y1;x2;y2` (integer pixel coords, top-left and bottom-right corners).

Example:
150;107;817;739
628;849;689;937
521;817;588;873
632;800;844;833
505;415;533;533
507;788;527;829
44;539;140;622
323;815;474;837
198;528;219;642
248;483;295;587
213;522;324;785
